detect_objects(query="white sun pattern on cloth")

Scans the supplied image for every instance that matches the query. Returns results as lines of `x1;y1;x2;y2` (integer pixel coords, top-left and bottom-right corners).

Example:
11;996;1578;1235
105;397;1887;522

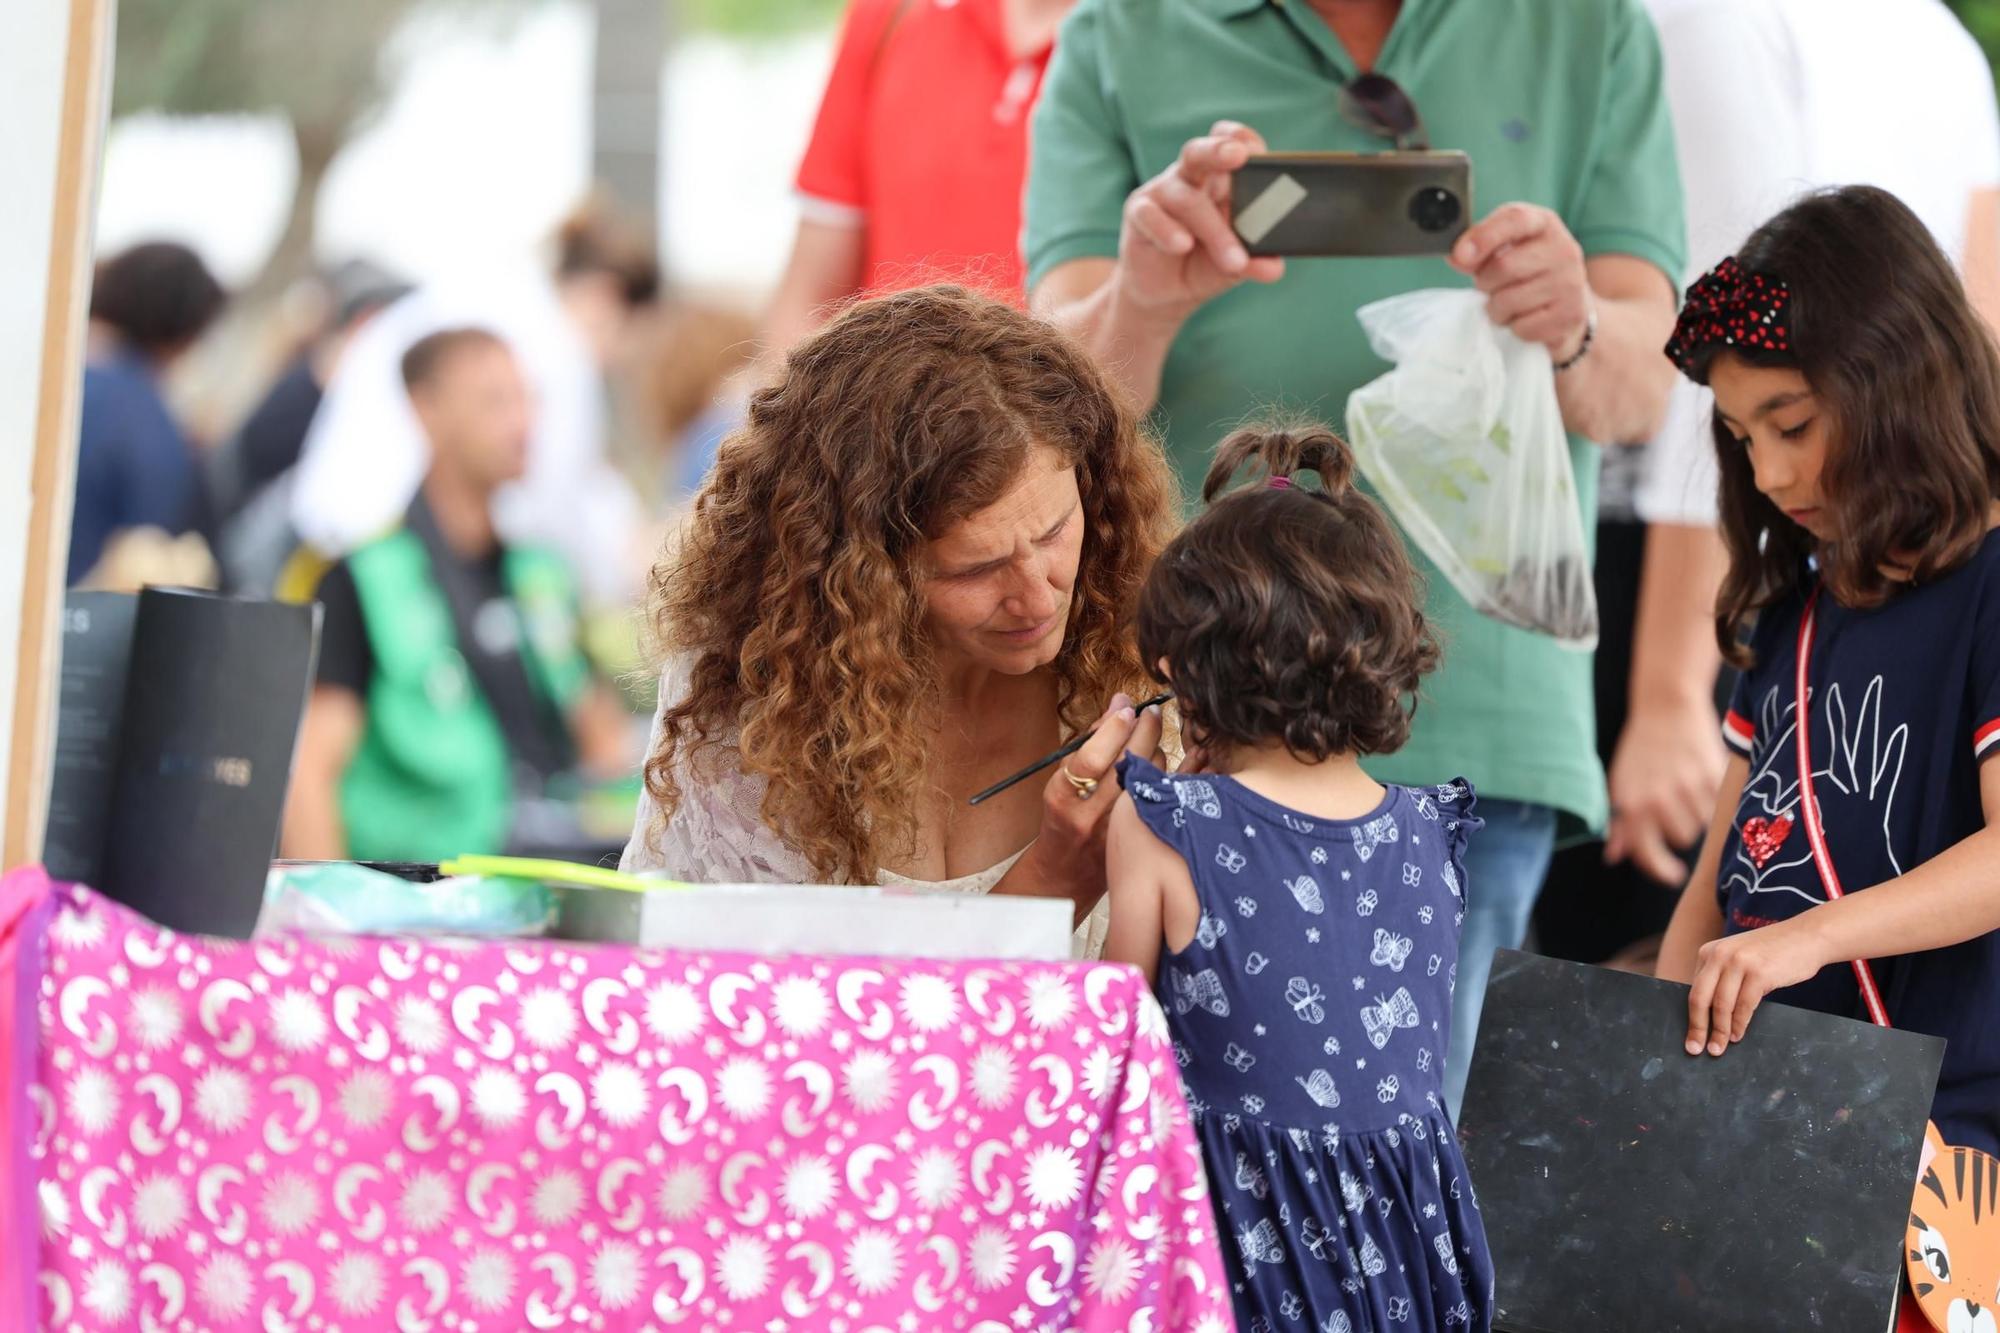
197;1253;254;1321
130;1175;188;1241
258;1171;321;1235
781;1153;840;1219
460;1247;515;1313
126;986;184;1049
659;1162;710;1221
19;879;1231;1331
192;1066;253;1134
517;985;579;1049
469;1065;528;1128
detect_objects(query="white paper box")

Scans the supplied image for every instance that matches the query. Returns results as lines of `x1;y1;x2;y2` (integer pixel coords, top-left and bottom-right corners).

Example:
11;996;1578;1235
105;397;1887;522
554;882;1075;961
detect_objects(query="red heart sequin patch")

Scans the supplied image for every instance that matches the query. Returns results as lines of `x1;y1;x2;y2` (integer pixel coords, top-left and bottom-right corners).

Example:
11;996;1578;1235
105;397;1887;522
1741;815;1793;868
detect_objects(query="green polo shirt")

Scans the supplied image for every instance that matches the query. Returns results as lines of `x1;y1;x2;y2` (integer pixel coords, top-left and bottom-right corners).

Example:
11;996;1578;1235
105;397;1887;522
1025;0;1684;831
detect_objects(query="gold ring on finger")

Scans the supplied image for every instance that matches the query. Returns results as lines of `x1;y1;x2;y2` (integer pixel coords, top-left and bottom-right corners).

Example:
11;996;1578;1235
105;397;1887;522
1060;764;1100;800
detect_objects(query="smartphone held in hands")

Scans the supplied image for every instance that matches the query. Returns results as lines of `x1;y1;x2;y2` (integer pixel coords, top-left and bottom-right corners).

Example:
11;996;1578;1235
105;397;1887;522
1231;151;1472;258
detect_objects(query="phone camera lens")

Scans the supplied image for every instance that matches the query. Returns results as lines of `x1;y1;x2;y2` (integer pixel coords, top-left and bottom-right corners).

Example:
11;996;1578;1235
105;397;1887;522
1409;187;1462;233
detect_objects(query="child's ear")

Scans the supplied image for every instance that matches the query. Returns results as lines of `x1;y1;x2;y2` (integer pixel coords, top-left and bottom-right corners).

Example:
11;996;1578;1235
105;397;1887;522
1154;658;1173;682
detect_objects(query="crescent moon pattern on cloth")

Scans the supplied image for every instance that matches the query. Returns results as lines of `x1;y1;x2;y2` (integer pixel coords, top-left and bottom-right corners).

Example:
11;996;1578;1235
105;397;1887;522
3;874;1232;1332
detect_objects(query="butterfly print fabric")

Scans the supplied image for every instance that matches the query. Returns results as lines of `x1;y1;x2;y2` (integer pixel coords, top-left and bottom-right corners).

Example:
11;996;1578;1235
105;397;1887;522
1117;755;1494;1332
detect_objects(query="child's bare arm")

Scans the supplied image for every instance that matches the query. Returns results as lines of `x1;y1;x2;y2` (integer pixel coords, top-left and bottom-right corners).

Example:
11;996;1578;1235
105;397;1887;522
1686;760;2000;1056
1656;755;1749;984
1104;794;1171;985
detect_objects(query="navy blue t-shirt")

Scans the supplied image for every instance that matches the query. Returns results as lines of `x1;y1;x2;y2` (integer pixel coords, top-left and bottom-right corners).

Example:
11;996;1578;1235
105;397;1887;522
1719;529;2000;1154
68;351;202;584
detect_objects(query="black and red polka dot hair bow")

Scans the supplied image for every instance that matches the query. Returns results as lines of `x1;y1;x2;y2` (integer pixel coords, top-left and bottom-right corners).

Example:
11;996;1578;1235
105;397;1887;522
1665;257;1793;382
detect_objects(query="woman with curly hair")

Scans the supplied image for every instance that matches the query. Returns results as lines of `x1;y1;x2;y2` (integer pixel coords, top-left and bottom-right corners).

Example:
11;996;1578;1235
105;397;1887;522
620;285;1178;953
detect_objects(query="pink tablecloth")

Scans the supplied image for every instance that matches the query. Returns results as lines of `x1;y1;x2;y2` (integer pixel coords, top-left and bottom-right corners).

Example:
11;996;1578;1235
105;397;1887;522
1;870;1233;1331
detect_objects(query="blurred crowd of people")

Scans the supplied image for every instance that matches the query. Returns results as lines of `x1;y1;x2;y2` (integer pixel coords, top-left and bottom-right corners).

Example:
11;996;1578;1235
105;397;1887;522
69;0;2000;1055
72;204;755;866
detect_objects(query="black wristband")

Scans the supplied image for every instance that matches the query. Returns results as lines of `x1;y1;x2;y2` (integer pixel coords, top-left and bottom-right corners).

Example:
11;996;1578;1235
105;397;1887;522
1554;303;1598;373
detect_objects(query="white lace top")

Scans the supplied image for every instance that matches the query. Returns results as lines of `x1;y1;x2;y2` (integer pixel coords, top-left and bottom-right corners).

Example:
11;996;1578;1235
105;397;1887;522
619;657;1109;958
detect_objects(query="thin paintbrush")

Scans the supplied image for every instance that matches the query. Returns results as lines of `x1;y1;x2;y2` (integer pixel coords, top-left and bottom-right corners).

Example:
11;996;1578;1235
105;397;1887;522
966;692;1174;806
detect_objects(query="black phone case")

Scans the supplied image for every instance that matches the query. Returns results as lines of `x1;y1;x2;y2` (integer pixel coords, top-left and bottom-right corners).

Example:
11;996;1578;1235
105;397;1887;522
1230;151;1473;258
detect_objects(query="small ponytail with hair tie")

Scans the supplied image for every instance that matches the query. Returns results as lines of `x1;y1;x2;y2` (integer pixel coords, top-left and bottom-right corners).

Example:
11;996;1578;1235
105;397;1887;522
1203;421;1358;505
1139;416;1436;766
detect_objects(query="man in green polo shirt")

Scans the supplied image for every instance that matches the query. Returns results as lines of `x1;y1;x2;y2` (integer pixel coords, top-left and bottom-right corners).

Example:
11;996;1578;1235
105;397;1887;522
1025;0;1685;1110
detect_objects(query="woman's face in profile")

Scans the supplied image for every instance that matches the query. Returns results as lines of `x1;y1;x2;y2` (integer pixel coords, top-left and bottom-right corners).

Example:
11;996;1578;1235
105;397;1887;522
921;446;1085;677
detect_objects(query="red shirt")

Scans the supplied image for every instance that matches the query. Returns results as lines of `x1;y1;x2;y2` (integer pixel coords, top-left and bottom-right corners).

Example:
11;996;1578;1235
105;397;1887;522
795;0;1053;303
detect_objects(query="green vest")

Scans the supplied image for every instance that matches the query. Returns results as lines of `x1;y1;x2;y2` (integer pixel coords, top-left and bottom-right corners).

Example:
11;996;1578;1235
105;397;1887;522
338;528;589;862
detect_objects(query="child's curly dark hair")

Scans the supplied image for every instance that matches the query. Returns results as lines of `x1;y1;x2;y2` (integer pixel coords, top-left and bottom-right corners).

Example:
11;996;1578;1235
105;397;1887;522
1137;422;1439;762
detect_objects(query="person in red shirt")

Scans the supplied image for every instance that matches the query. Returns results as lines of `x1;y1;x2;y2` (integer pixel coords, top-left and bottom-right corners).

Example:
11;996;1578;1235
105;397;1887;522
761;0;1074;355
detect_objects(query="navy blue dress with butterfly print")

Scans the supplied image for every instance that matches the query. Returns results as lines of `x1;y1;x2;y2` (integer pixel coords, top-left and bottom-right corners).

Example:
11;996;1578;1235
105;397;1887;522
1119;753;1494;1333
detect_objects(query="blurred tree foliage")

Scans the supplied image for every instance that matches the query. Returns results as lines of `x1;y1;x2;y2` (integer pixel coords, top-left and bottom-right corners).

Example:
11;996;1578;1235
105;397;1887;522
116;0;417;124
108;0;839;294
698;0;2000;56
682;0;846;40
1946;0;2000;81
113;0;539;296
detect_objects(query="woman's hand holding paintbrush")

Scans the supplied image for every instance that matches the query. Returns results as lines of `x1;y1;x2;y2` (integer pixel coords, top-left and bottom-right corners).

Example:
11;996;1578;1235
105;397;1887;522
984;691;1174;924
969;692;1175;805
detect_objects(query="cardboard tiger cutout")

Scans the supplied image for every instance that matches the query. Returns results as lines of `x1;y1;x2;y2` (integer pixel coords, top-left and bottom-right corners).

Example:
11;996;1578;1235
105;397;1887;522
1907;1124;2000;1333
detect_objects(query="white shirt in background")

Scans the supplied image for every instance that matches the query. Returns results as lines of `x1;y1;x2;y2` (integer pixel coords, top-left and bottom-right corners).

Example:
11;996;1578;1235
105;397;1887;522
288;267;645;609
1637;0;2000;527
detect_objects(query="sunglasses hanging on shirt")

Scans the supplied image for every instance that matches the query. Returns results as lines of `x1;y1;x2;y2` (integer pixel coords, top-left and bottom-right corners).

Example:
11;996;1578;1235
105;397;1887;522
1339;71;1431;152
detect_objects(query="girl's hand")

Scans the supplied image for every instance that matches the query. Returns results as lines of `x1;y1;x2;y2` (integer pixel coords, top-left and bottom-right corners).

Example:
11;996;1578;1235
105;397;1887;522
1684;916;1829;1056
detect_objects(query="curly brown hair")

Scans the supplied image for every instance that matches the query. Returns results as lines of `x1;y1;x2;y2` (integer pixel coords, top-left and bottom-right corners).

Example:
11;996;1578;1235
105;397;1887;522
1137;423;1438;763
643;285;1177;881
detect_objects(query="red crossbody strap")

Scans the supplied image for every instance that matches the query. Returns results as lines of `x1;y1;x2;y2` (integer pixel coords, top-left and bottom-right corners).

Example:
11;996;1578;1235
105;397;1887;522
1793;587;1893;1028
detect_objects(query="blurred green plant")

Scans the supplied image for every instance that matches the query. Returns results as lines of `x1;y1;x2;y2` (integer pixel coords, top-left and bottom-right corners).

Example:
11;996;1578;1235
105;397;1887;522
1946;0;2000;83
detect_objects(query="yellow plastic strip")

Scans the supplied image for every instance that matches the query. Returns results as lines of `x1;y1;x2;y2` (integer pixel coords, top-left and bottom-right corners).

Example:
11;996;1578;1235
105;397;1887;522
437;856;688;894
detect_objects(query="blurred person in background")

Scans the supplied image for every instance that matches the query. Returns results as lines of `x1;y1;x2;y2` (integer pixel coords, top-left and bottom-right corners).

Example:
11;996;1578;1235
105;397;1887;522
288;203;660;612
641;300;756;505
74;529;219;595
207;260;410;595
284;328;632;864
763;0;1079;352
1023;0;1685;1113
68;241;228;585
1534;0;2000;972
661;0;1082;499
208;259;410;527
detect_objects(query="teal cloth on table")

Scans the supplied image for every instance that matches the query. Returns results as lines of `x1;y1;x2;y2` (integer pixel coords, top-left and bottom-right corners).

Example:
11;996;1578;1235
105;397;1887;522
260;862;555;937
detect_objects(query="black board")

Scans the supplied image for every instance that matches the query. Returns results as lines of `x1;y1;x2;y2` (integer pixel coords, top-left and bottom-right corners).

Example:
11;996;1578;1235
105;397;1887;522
45;588;320;938
42;592;141;886
1458;949;1944;1333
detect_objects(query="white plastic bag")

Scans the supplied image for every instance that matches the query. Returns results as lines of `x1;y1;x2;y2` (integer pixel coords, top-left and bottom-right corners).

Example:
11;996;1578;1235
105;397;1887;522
1345;289;1598;649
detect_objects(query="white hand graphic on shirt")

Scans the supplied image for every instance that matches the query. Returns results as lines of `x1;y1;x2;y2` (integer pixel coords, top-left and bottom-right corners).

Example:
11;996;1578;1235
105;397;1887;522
1727;676;1908;908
